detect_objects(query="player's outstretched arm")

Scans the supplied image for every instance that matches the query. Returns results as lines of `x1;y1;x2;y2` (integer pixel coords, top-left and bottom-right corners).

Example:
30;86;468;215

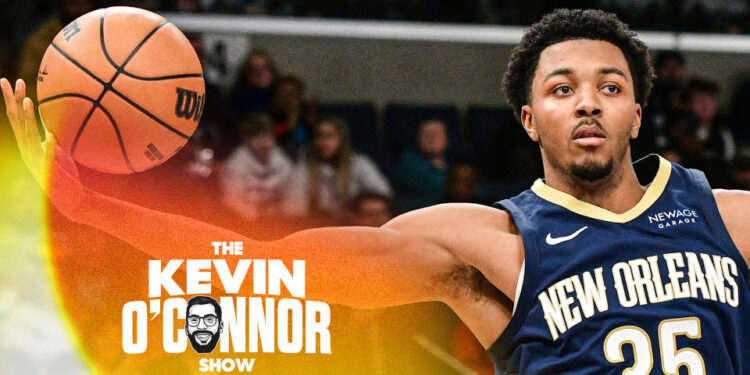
2;77;477;308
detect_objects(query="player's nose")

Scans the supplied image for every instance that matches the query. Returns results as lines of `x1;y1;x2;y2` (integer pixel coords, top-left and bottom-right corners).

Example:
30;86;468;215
575;88;602;117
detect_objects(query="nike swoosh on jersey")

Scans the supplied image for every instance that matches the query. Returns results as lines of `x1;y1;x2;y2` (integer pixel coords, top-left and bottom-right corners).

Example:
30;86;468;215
545;226;588;245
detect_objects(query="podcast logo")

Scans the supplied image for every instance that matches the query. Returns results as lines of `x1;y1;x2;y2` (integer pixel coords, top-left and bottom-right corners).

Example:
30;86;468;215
185;296;223;354
120;241;332;372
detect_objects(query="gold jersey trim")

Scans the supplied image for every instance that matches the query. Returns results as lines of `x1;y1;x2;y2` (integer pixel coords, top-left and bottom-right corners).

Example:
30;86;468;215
530;156;672;223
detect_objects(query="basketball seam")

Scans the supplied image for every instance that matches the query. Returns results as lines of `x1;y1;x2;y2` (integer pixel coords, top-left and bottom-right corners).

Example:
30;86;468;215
49;43;106;86
99;11;202;81
70;93;104;158
76;10;170;171
39;93;98;105
119;72;204;81
97;101;135;173
40;93;135;172
46;47;191;138
63;10;176;172
44;9;197;173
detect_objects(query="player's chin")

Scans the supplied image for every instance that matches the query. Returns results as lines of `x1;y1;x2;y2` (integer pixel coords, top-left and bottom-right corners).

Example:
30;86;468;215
569;154;614;182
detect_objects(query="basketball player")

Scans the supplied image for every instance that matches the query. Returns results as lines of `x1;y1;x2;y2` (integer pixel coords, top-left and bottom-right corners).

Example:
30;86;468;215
4;8;750;374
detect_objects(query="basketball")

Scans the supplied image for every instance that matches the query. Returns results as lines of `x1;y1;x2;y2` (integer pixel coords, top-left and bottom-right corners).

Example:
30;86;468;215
36;6;204;174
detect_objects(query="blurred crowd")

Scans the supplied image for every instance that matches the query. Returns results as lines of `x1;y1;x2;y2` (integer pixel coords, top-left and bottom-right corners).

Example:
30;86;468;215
635;50;750;190
6;1;750;374
15;0;748;33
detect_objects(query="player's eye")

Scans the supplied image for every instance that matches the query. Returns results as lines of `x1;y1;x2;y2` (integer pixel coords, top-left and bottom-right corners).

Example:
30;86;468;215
601;84;620;94
204;315;217;326
187;316;200;325
552;85;573;95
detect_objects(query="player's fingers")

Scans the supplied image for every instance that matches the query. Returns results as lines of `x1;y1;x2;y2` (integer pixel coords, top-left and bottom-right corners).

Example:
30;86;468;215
23;98;42;145
15;79;26;105
1;78;18;121
2;78;28;154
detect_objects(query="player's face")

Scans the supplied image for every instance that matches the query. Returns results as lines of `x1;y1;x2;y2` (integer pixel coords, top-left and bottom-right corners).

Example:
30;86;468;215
185;304;222;353
522;39;641;183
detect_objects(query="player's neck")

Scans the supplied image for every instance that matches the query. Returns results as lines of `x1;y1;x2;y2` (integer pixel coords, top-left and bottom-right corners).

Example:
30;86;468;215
543;157;645;214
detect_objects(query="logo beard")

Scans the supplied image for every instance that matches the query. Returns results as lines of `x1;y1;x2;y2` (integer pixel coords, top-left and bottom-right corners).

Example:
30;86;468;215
188;330;220;353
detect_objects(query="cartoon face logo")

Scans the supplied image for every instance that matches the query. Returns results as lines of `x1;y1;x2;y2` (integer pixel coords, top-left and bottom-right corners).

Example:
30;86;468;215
184;296;223;353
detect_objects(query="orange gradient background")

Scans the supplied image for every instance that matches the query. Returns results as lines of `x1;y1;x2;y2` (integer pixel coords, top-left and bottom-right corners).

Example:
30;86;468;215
1;125;466;374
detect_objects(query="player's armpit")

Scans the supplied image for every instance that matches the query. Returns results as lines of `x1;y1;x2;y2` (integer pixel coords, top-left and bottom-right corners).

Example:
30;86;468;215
380;203;524;347
262;204;522;308
713;189;750;265
385;203;525;301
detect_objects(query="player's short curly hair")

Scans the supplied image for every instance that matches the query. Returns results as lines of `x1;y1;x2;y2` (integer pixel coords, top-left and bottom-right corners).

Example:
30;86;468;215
502;9;654;123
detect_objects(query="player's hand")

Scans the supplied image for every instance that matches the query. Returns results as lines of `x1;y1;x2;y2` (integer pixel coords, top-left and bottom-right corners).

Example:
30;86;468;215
2;77;88;218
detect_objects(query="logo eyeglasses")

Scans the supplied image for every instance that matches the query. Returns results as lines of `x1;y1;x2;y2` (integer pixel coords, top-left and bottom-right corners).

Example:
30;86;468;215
187;314;218;327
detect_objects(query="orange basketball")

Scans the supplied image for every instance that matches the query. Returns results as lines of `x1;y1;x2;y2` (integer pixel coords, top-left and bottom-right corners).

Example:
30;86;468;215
36;6;204;174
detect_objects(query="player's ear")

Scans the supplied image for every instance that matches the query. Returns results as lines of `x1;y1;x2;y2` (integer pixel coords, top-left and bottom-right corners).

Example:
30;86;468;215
521;104;540;143
630;104;642;139
219;321;224;334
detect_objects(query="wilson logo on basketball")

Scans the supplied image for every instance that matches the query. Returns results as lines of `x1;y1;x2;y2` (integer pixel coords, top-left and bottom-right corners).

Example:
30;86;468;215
175;87;205;122
62;20;81;42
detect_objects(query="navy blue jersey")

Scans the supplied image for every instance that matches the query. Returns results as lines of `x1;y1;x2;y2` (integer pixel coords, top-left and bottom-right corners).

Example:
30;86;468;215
487;155;750;374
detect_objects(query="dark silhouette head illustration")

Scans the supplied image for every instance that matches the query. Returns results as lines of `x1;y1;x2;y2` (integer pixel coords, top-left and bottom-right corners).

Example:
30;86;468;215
185;296;223;353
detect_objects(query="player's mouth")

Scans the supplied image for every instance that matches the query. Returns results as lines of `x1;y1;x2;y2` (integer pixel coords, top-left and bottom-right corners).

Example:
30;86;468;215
572;126;606;147
195;332;213;344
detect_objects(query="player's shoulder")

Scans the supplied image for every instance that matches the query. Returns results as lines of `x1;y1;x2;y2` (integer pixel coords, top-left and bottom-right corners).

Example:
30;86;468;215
712;188;750;203
712;189;750;264
712;188;750;223
384;203;517;234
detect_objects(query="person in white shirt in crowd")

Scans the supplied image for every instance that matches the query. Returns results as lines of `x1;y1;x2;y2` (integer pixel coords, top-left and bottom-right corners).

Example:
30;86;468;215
218;111;293;221
283;116;392;219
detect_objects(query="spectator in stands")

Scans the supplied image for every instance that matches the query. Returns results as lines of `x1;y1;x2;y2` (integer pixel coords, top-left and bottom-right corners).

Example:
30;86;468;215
186;33;235;159
219;112;293;221
272;73;313;159
392;118;449;213
19;0;93;100
444;163;481;204
283;116;391;218
229;49;277;121
635;50;686;158
729;76;750;145
651;51;686;111
349;191;393;227
667;77;736;186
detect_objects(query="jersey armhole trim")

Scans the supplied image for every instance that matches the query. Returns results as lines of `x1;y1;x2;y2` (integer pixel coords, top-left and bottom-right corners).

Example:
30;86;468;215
686;168;750;272
512;260;525;315
487;198;541;359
